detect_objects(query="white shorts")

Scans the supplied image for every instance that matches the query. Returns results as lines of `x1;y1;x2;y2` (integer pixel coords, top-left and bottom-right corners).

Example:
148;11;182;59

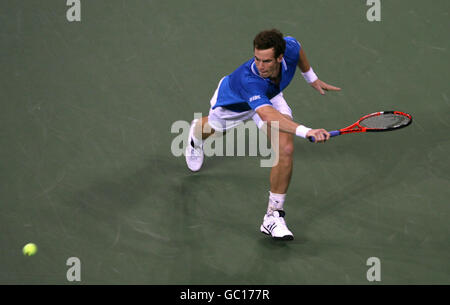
207;78;293;132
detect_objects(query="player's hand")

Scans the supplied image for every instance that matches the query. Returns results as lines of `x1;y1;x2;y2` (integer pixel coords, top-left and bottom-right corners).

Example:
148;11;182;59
306;129;330;143
310;79;341;95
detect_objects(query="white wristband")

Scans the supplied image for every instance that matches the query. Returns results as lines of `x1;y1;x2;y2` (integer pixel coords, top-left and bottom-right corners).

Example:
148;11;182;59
301;67;318;83
295;125;311;138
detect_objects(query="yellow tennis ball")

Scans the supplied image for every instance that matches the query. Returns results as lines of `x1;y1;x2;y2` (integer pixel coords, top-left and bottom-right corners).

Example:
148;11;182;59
23;243;38;256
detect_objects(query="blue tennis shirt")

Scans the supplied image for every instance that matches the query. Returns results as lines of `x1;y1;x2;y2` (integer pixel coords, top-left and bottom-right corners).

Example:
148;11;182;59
212;36;301;113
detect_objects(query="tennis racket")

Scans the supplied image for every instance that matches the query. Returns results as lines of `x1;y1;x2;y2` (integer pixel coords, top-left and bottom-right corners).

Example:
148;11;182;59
308;111;413;142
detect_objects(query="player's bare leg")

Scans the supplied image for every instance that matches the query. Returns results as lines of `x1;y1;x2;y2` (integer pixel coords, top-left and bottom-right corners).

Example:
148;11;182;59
264;114;294;195
260;114;294;240
269;129;294;195
194;116;215;140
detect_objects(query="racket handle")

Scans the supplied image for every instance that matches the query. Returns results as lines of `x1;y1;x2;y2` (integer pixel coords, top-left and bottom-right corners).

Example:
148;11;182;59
308;130;340;142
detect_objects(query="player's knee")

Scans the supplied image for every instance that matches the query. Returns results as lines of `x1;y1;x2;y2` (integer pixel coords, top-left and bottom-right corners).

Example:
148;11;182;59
280;142;294;158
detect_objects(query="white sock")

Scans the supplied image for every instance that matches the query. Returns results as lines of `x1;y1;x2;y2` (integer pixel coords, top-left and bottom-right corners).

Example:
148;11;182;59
267;191;286;214
191;134;202;148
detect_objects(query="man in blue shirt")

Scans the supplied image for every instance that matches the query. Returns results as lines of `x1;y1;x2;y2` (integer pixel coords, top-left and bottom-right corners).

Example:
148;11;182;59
186;29;341;240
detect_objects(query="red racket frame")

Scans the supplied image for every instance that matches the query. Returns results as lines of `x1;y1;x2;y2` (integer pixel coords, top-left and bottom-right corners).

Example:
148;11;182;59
338;111;413;134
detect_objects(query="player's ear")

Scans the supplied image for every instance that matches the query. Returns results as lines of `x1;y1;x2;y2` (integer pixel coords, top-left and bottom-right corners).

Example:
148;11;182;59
276;54;283;63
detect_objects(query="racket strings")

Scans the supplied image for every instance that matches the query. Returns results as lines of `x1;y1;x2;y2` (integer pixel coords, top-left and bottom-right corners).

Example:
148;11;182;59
359;113;411;129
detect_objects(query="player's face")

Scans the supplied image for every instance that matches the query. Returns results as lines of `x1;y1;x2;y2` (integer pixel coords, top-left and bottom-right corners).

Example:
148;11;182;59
254;48;283;79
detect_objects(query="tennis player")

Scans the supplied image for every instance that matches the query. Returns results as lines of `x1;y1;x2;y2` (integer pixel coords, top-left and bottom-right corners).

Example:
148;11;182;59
186;29;341;240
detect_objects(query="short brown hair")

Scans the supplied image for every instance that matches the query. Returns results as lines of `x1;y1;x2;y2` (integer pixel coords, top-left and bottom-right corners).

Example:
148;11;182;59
253;29;286;58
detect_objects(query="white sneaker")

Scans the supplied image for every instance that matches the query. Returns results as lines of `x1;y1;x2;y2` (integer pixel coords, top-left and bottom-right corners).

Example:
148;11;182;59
260;210;294;240
185;119;204;172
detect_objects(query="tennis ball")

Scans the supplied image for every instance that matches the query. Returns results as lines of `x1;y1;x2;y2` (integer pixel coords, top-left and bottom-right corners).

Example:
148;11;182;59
23;243;37;256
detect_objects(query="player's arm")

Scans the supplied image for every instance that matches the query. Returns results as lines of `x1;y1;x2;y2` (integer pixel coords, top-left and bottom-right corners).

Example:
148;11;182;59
256;105;329;142
297;47;341;95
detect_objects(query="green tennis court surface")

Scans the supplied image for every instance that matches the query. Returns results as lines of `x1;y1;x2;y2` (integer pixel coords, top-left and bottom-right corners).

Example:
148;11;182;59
1;0;449;284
